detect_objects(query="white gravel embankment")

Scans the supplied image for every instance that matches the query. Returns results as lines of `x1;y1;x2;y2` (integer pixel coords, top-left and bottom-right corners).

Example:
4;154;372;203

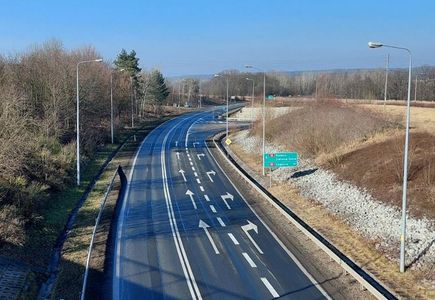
233;130;435;271
232;107;299;121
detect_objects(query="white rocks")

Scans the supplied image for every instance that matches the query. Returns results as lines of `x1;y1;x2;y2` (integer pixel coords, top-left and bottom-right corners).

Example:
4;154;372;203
233;130;435;271
232;107;299;121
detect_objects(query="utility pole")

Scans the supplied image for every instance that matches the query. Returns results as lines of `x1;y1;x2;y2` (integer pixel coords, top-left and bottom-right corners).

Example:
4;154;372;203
384;53;389;107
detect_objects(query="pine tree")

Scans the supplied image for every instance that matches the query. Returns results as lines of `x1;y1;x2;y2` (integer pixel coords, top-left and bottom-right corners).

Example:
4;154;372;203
145;69;170;114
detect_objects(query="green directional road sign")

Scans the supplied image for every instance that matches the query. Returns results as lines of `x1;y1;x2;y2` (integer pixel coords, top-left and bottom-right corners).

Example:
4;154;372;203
264;152;298;168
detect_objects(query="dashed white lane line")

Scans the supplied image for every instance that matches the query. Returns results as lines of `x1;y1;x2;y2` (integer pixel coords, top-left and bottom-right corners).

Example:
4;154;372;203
242;253;257;268
196;178;201;184
188;157;192;161
261;277;279;298
192;167;195;171
210;205;217;213
228;233;239;245
204;195;210;202
199;186;205;192
194;172;198;177
190;162;193;166
216;217;226;227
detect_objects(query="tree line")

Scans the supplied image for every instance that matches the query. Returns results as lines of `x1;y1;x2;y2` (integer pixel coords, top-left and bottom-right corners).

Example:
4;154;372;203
0;40;169;245
171;66;435;102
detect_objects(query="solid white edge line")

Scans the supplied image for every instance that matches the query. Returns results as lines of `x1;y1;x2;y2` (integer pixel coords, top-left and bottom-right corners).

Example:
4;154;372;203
261;277;280;298
162;115;205;299
113;118;175;299
217;217;226;227
242;252;257;268
228;233;240;245
207;139;332;300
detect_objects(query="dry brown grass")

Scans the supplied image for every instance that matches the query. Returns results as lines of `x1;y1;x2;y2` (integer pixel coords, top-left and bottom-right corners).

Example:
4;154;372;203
252;101;399;159
230;141;435;300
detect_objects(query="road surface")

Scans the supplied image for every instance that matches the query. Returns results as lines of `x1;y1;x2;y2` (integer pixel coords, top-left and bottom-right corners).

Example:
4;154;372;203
113;108;329;299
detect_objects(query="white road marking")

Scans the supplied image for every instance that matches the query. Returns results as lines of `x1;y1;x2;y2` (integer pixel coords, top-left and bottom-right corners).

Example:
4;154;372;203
175;141;178;147
193;142;199;148
228;233;239;245
197;153;205;160
206;170;216;182
194;172;198;177
220;192;234;209
199;186;205;192
190;162;193;166
179;169;187;182
204;195;210;202
206;141;331;300
196;178;201;184
176;152;180;160
185;190;197;209
188;157;192;161
261;278;279;298
199;220;219;254
241;220;264;254
217;217;226;227
191;167;195;171
242;253;257;268
210;205;217;213
161;118;202;299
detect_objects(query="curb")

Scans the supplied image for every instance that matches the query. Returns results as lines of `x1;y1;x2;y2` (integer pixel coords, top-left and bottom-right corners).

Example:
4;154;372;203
212;132;398;300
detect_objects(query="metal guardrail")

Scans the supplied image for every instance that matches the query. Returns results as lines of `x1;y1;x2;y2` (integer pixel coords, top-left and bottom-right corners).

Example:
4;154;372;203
212;132;398;300
80;165;122;300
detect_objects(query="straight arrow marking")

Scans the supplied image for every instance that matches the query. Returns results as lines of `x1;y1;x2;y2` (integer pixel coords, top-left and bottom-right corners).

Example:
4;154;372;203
199;220;219;254
185;190;197;209
179;169;187;182
176;152;181;160
241;220;263;254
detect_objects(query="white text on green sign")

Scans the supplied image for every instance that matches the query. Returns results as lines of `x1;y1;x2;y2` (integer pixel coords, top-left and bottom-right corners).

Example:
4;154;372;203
264;152;298;168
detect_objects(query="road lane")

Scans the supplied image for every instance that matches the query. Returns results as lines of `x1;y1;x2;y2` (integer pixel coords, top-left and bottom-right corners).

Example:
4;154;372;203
113;108;329;299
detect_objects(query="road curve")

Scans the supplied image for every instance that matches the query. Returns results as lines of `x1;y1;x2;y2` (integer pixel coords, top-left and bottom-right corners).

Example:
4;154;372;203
113;108;329;299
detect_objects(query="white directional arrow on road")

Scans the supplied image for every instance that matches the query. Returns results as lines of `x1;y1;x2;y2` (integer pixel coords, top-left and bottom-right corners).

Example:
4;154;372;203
179;169;187;182
206;170;216;182
220;192;234;209
175;141;178;147
197;153;205;160
176;152;180;160
185;189;197;209
199;220;219;254
241;220;264;254
193;142;199;148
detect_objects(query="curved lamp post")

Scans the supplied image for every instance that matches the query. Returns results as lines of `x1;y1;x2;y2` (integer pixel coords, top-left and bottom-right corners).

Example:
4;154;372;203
368;41;412;273
245;65;266;176
76;58;103;186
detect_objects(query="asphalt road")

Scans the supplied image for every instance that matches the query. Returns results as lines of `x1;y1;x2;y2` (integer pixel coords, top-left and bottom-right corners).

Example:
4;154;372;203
113;108;329;300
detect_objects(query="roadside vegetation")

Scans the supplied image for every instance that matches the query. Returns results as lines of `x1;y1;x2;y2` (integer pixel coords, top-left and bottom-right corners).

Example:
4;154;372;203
0;40;171;268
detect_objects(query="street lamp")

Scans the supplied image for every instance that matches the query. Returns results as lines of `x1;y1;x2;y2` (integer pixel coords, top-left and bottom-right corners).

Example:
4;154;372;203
76;58;103;186
245;78;255;108
214;74;230;139
368;41;412;273
245;65;266;176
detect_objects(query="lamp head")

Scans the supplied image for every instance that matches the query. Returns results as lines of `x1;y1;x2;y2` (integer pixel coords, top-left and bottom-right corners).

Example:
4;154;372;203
214;74;220;78
95;58;103;62
368;41;383;48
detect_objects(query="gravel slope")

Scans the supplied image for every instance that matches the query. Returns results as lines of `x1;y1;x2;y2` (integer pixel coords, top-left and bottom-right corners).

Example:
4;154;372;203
233;130;435;272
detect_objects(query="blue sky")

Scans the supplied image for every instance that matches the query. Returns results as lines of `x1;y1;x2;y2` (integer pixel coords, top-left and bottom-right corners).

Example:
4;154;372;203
0;0;434;76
